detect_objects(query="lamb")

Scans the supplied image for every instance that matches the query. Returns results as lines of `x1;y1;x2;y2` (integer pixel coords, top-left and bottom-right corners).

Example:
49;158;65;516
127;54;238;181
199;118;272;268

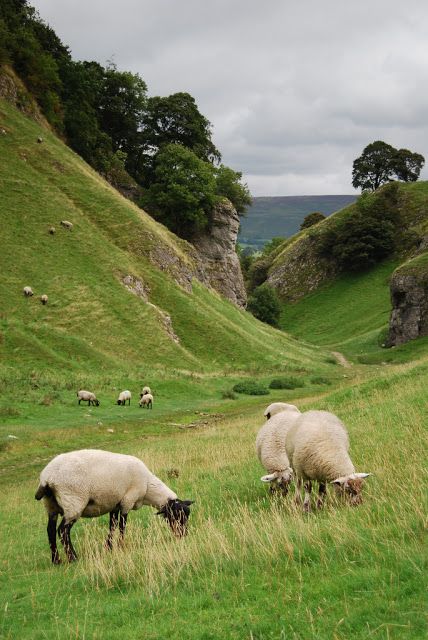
35;449;194;563
40;294;48;305
77;389;100;406
23;286;34;297
60;220;73;230
288;410;370;511
117;390;131;406
264;402;299;420
139;393;153;409
256;405;301;494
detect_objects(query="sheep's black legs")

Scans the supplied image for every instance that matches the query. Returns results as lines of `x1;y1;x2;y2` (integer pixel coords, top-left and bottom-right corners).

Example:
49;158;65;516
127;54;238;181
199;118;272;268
105;510;119;550
119;512;128;542
317;483;326;509
58;518;77;562
303;481;312;512
47;514;61;564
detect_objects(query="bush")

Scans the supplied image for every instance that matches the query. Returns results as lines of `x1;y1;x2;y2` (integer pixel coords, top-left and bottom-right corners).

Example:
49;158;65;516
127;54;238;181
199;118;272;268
221;389;237;400
247;284;281;326
269;377;305;390
232;381;270;396
300;212;326;230
310;376;332;385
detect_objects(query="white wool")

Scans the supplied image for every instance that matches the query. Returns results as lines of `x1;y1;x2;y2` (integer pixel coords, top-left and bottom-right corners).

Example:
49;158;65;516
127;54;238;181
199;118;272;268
139;393;153;407
118;390;131;403
256;409;301;479
264;402;300;419
77;390;97;402
23;286;33;296
142;386;151;396
37;449;177;523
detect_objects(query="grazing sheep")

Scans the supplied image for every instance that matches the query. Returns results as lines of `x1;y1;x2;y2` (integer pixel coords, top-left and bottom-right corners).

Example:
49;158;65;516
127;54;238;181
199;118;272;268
77;390;99;406
23;286;34;297
117;390;131;406
48;226;55;235
40;294;48;305
264;402;299;420
37;137;43;143
289;410;370;511
139;393;153;409
256;406;301;495
60;220;73;230
35;449;194;563
141;386;151;396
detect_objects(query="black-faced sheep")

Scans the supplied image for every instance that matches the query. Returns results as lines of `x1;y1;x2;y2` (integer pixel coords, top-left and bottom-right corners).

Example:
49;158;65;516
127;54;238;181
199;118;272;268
35;449;194;563
77;390;99;406
139;393;153;409
23;286;34;297
60;220;73;230
40;294;48;305
117;390;131;406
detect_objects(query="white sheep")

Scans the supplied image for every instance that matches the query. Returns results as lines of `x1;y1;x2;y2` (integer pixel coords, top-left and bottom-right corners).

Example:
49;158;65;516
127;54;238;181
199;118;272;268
35;449;194;563
264;402;299;420
60;220;73;230
40;294;48;305
289;410;370;511
77;389;100;406
23;286;34;297
141;386;151;396
256;405;301;494
139;393;153;409
117;390;131;406
48;226;55;235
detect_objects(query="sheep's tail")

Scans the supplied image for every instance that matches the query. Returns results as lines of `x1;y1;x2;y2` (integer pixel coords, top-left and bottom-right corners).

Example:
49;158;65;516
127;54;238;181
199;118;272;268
35;483;53;500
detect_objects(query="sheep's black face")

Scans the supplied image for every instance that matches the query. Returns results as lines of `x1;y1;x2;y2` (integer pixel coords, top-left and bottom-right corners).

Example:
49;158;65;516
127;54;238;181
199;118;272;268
117;400;123;405
95;399;100;406
157;499;194;537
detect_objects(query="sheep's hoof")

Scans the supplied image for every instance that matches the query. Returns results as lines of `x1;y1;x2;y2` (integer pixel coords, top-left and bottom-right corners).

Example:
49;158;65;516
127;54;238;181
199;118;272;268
52;556;61;565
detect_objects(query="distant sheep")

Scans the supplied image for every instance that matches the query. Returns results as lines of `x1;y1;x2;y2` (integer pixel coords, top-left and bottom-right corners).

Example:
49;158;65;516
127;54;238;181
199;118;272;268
48;226;55;235
290;410;370;511
35;449;194;563
139;393;153;409
256;405;301;495
141;386;151;396
37;137;43;143
77;390;99;406
264;402;299;420
40;294;48;305
23;286;34;297
117;390;131;406
60;220;73;230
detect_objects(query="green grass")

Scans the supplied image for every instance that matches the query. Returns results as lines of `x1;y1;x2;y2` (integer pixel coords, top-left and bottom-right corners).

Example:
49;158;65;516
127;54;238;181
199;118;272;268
0;359;426;639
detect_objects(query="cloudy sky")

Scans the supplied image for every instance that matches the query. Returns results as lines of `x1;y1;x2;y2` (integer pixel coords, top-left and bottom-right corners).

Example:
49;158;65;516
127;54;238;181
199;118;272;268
31;0;428;196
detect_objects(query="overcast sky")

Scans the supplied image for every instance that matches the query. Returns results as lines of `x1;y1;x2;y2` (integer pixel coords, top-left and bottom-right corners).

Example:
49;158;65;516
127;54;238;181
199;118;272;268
31;0;428;196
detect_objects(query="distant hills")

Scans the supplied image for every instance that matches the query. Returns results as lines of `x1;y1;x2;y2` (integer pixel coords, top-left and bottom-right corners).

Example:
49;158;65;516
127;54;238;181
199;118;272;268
239;195;357;249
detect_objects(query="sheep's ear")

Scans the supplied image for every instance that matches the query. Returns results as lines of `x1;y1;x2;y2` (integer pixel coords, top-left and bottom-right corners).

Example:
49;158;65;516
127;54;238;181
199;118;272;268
351;473;371;479
261;473;278;483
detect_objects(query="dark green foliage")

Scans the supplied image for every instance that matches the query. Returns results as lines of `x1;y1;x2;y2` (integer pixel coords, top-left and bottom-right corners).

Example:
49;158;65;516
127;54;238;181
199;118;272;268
247;284;281;326
310;376;332;385
269;377;305;389
214;165;252;214
232;381;270;395
246;258;270;292
352;141;424;191
300;211;326;230
262;237;286;256
221;389;237;400
140;144;217;238
319;183;400;272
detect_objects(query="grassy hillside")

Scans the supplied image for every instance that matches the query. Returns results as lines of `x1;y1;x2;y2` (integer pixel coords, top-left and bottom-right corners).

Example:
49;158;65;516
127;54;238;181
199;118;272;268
239;195;356;249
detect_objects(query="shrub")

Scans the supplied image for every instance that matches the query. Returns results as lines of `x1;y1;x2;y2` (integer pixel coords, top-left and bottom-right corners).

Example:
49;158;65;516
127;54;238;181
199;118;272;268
300;212;326;230
221;389;237;400
247;284;281;326
269;377;305;390
232;381;270;396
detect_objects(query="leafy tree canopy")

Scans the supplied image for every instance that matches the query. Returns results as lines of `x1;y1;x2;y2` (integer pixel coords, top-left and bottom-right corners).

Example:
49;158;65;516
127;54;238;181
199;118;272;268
300;211;326;230
214;165;252;214
247;284;281;326
352;141;425;191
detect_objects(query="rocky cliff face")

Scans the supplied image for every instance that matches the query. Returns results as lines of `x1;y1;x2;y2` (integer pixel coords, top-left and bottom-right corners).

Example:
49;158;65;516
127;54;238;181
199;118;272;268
387;258;428;346
192;199;247;308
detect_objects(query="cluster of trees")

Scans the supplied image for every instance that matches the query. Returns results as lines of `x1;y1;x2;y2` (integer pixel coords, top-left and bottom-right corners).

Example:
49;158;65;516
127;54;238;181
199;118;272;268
352;141;424;191
0;0;251;238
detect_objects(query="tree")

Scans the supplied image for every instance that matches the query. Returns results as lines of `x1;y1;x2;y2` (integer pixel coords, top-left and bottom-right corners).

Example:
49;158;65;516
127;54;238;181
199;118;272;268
392;148;425;182
300;211;326;230
352;141;396;191
247;284;281;326
214;165;251;214
140;144;217;238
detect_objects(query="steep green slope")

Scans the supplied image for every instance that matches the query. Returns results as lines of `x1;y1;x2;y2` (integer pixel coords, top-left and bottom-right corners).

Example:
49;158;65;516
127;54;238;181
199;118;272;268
0;100;325;384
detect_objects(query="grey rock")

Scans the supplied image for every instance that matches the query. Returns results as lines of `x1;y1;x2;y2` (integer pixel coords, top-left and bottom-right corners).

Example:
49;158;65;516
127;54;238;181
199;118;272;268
387;271;428;346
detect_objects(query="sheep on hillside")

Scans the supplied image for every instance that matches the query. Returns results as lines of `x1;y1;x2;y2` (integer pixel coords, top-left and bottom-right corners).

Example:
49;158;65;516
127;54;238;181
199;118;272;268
289;410;370;511
60;220;73;230
23;286;34;297
117;390;131;406
256;405;301;495
264;402;299;420
48;226;55;235
141;386;151;397
35;449;194;563
40;294;48;305
77;390;99;406
139;393;153;409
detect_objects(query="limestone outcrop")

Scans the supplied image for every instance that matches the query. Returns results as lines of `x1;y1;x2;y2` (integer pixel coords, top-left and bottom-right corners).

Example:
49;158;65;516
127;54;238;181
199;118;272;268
192;199;247;308
387;257;428;346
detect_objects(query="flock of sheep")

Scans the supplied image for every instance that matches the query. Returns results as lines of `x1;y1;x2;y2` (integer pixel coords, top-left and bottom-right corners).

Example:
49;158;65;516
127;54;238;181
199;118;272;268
35;397;370;564
77;387;153;409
